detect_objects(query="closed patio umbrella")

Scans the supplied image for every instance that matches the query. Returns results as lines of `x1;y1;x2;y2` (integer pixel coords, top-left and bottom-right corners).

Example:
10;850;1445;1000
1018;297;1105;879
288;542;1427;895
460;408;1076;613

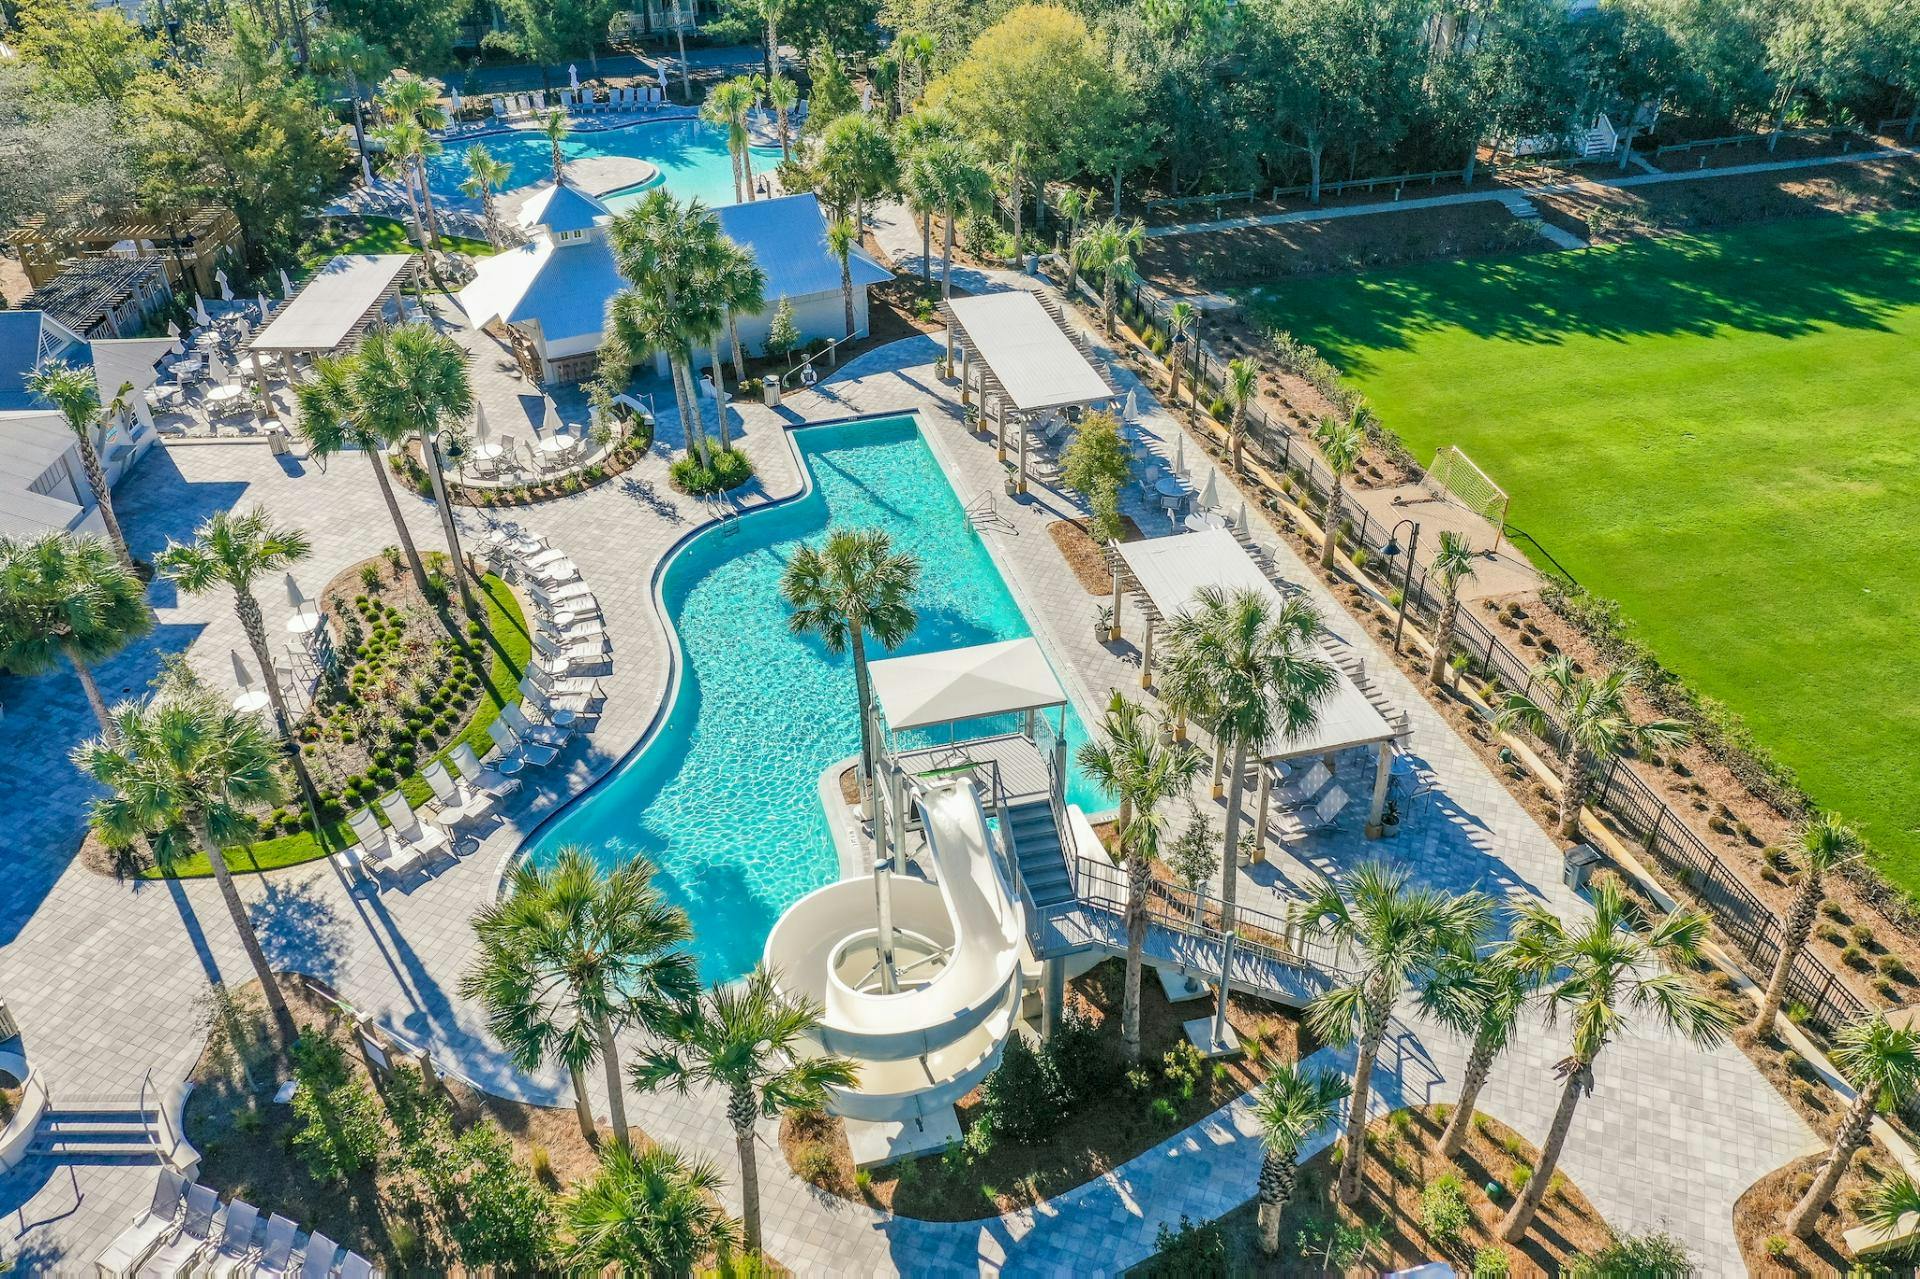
569;64;580;91
258;294;273;319
279;268;296;299
1235;500;1250;536
473;401;491;445
657;65;668;96
216;268;234;301
193;294;211;325
207;350;230;385
1123;388;1139;422
1199;468;1219;510
1173;432;1187;476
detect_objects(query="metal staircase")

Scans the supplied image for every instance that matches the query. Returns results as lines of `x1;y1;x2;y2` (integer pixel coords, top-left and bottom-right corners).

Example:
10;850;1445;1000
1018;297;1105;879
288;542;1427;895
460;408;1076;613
1004;800;1073;909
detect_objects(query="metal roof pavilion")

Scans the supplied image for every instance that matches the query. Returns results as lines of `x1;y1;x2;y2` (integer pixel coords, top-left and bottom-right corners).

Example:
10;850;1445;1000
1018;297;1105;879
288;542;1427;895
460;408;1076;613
943;290;1114;413
250;254;414;355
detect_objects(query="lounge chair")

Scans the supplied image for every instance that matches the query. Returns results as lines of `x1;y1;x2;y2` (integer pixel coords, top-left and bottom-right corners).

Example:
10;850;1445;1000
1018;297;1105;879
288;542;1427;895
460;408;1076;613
451;741;524;800
203;1199;260;1278
378;792;452;867
539;614;605;642
251;1214;299;1277
532;666;604;704
1276;760;1333;809
521;674;593;719
92;1169;189;1277
345;806;417;881
489;717;558;767
520;546;568;571
336;1252;376;1279
529;580;595;612
136;1181;219;1277
502;700;572;748
529;556;580;586
1280;785;1349;838
423;758;499;828
297;1232;339;1279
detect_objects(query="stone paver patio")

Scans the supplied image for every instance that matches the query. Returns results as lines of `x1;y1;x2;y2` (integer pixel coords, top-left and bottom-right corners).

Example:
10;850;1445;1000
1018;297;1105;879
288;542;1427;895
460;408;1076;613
0;284;1814;1275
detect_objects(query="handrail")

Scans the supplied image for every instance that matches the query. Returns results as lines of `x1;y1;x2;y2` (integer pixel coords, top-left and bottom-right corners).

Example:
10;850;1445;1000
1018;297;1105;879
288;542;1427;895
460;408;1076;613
780;333;853;389
139;1067;180;1165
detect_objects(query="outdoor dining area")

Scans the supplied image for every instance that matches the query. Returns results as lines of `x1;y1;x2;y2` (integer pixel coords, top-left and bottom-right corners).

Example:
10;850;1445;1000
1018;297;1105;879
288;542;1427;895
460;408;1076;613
224;573;334;720
1107;527;1421;854
447;396;631;489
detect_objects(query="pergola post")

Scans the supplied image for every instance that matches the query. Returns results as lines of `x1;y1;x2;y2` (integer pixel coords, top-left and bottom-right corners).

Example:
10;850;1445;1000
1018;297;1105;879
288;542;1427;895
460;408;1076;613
1016;416;1029;495
250;350;279;420
1210;736;1227;800
995;398;1008;463
1139;616;1154;689
1174;709;1189;743
1108;560;1124;642
1252;764;1272;863
1365;740;1393;839
959;346;971;405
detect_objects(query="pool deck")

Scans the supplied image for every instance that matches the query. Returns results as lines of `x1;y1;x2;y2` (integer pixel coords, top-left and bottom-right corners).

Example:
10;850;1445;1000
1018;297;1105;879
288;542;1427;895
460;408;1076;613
0;280;1815;1273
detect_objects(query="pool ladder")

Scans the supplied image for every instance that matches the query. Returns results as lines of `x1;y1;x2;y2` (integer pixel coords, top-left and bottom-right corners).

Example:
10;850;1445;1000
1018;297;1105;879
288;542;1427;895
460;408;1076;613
964;487;1015;535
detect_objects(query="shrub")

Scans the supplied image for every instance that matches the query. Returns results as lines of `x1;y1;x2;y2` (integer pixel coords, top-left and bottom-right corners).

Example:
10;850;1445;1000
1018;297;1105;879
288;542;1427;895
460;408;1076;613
359;564;383;592
1421;1171;1472;1243
1472;1247;1511;1278
978;1033;1054;1144
793;1141;837;1186
1816;923;1846;946
1040;1007;1115;1107
1565;1229;1693;1277
289;1037;386;1182
1878;954;1914;982
669;448;756;496
1764;1234;1790;1259
443;1121;556;1271
1510;1161;1534;1192
1147;1096;1179;1126
1208;396;1229;420
1141;1216;1226;1277
1843;944;1870;970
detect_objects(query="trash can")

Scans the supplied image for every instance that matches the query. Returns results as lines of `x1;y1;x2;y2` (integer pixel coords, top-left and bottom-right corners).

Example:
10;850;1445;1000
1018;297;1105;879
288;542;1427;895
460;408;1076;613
1563;844;1603;893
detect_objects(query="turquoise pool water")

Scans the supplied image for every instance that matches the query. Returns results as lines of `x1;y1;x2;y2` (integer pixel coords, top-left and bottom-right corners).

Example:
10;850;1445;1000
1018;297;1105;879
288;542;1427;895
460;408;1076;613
524;415;1101;983
427;119;782;210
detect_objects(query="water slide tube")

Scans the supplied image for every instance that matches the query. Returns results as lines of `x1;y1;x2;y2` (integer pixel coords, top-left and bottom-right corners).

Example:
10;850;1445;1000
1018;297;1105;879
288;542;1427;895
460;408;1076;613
762;779;1025;1122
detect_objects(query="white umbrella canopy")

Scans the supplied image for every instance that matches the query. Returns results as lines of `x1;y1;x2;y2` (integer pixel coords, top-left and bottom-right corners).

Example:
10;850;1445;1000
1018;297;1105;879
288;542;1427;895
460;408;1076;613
451;89;463;113
258;294;273;319
473;400;491;444
279;268;296;299
657;65;668;95
216;268;234;301
207;350;230;385
1199;468;1219;510
1173;432;1187;476
568;64;579;90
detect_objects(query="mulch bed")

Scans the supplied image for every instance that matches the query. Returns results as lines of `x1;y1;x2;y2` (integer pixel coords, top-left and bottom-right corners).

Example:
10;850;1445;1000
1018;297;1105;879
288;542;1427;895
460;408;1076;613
781;958;1305;1221
1047;515;1147;595
1172;1105;1612;1277
1733;1148;1904;1274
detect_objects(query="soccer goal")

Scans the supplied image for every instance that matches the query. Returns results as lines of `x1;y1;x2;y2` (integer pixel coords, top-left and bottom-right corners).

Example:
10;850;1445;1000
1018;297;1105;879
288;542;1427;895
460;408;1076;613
1426;446;1509;553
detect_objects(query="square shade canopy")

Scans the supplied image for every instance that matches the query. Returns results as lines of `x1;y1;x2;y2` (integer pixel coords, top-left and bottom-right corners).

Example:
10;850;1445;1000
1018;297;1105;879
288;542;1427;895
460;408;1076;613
868;638;1067;732
250;254;413;354
944;290;1113;413
1113;529;1395;762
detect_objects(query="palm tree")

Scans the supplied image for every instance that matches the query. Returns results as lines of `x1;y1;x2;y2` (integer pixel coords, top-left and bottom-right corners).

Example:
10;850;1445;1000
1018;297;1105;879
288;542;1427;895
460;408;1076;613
155;508;321;816
712;244;768;426
916;137;993;300
350;324;479;616
1859;1170;1920;1252
375;117;434;249
462;143;514;249
293;353;432;595
1426;531;1478;686
826;215;857;340
75;679;296;1043
1494;655;1690;841
631;967;858;1256
25;362;137;569
607;286;712;465
765;73;799;161
1788;1015;1920;1237
701;78;757;202
1292;862;1493;1204
1224;358;1258;476
1160;588;1334;933
1754;814;1858;1035
563;1142;741;1275
900;150;940;286
1166;300;1196;407
541;109;571;184
0;533;152;735
1077;693;1203;1061
607;191;728;464
1058;187;1089;296
1418;944;1536;1158
1078;218;1147;338
1310;414;1364;571
461;847;698;1151
1252;1064;1350;1255
1499;880;1735;1242
754;0;790;83
780;529;920;799
377;78;449;249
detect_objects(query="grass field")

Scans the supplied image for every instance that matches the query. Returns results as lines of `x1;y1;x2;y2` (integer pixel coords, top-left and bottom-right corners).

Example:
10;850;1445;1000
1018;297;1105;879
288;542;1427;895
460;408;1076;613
1247;212;1920;887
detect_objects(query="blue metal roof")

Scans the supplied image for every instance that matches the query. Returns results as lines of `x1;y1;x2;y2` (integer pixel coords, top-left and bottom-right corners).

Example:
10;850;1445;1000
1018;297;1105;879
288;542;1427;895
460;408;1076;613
715;194;892;301
518;182;613;235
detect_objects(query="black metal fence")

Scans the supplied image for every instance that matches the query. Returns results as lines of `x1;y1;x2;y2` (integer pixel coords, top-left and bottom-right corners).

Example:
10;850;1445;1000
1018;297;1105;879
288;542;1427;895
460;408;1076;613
1089;271;1871;1035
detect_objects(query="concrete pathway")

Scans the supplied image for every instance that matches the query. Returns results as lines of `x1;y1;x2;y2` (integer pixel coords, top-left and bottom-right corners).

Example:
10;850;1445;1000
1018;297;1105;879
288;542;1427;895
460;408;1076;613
0;292;1813;1273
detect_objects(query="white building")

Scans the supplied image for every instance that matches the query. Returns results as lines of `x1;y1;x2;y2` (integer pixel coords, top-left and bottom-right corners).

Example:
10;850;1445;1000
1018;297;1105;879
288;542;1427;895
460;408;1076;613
0;311;171;540
458;184;892;384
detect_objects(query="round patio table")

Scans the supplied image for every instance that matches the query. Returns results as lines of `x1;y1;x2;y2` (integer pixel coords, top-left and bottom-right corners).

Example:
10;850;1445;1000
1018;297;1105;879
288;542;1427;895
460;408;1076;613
1155;475;1192;499
538;435;578;460
473;442;506;462
285;610;324;639
1183;511;1227;532
495;755;525;778
547;707;577;730
231;689;271;713
205;384;248;410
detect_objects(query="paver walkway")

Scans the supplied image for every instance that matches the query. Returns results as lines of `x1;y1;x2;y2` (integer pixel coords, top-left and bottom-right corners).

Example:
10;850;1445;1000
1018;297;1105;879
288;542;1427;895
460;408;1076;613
0;288;1814;1273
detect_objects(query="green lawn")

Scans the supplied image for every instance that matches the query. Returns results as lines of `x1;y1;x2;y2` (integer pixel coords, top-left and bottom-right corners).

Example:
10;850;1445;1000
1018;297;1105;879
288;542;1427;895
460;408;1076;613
1247;212;1920;887
145;573;531;878
300;216;494;271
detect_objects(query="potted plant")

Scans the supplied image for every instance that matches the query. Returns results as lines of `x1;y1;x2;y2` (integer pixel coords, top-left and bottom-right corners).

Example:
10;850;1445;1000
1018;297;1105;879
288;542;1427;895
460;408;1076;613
1380;798;1401;838
1094;602;1113;644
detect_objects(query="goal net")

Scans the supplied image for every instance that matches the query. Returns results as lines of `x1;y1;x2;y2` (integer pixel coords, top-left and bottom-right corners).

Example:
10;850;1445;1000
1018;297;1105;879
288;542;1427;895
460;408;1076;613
1427;446;1509;550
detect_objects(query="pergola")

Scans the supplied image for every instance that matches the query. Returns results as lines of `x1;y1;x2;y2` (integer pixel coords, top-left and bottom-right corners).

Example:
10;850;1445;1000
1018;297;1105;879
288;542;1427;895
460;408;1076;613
1109;529;1398;849
940;290;1117;494
249;254;415;418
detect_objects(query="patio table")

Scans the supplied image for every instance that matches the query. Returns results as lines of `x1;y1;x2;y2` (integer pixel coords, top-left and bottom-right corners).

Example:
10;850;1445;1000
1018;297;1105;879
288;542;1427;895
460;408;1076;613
1183;511;1228;532
285;611;324;639
173;359;204;378
1155;475;1192;499
538;435;579;461
205;384;248;410
231;689;271;713
473;442;506;462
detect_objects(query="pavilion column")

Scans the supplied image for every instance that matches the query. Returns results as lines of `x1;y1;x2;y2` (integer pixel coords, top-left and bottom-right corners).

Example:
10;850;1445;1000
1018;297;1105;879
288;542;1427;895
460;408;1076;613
945;317;956;368
1016;416;1029;495
1210;736;1227;800
959;346;971;405
1174;708;1189;743
1107;562;1123;642
995;398;1008;463
1139;617;1154;689
1252;765;1272;863
1365;740;1393;839
250;351;279;420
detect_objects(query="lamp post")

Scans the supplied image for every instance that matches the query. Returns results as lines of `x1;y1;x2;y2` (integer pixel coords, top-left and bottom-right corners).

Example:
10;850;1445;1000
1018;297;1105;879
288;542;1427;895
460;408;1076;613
1380;517;1420;654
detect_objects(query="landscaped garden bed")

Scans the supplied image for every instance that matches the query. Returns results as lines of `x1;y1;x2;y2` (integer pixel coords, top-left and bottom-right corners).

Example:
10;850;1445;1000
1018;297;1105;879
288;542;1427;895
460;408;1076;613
390;413;656;507
131;556;529;878
1733;1146;1906;1274
1133;1105;1614;1276
1048;514;1145;595
780;958;1303;1221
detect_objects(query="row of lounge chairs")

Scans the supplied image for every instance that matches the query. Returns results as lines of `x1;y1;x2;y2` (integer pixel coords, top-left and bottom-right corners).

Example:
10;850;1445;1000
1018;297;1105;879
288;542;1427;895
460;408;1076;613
489;86;667;119
95;1169;375;1278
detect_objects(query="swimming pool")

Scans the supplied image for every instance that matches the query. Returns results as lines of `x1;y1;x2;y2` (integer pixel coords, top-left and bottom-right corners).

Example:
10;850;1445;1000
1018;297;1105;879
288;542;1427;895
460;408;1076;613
523;415;1101;983
426;119;783;210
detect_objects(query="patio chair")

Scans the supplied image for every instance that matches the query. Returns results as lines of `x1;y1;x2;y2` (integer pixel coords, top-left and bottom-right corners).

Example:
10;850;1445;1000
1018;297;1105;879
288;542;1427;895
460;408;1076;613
539;594;602;624
1280;785;1350;838
538;613;605;642
378;792;453;867
251;1214;299;1277
489;717;559;767
137;1181;220;1276
92;1169;189;1277
522;674;593;719
423;758;499;828
532;666;604;704
1275;760;1333;809
529;579;595;612
529;556;581;586
503;700;572;748
336;1253;375;1279
203;1199;260;1278
297;1233;339;1279
452;740;524;800
343;807;400;875
521;546;569;572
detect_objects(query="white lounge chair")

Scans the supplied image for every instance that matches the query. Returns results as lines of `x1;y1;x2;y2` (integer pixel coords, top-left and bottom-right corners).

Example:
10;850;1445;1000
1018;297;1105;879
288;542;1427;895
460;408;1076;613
521;674;592;719
1276;760;1333;809
378;792;452;867
423;758;498;828
1281;785;1349;838
531;666;604;704
136;1181;219;1277
345;806;418;881
489;717;558;767
251;1214;299;1277
92;1169;189;1277
502;700;572;748
520;546;568;571
297;1232;339;1279
204;1199;260;1277
336;1252;376;1279
539;615;605;642
451;740;523;800
529;556;580;586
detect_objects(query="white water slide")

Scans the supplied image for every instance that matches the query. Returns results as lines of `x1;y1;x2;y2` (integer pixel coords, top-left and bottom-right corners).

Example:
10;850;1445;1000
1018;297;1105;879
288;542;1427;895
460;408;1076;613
762;778;1026;1122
